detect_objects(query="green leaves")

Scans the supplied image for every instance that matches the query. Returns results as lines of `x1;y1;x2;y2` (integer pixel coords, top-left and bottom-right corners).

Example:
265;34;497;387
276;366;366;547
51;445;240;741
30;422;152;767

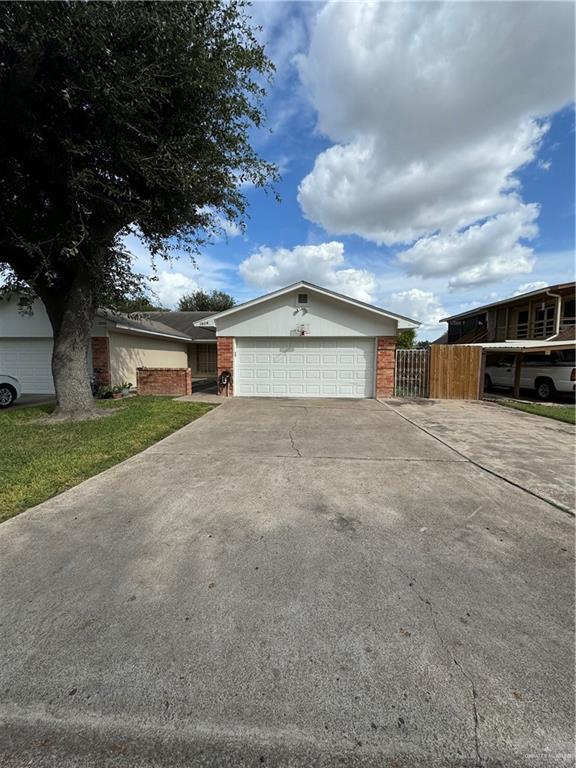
177;289;235;312
0;0;277;295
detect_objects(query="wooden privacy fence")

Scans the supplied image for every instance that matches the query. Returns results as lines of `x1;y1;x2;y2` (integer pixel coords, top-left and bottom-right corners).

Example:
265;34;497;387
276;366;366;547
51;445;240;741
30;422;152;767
429;345;483;400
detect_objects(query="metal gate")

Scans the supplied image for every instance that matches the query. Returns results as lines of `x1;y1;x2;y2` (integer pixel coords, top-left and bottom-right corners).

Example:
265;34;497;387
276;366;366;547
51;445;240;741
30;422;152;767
394;349;429;397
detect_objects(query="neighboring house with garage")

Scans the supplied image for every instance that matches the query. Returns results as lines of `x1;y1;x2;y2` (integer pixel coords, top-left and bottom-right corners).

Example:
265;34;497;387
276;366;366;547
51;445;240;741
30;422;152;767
194;281;419;398
139;311;217;378
0;296;214;395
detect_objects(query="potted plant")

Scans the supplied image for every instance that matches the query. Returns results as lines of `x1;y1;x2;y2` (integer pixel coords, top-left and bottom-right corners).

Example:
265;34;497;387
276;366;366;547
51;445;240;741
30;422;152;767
96;385;113;400
119;381;132;396
111;385;123;400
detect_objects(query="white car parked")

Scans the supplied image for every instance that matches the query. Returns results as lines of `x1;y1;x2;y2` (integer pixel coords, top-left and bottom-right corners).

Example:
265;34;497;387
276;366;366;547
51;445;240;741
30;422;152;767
484;350;575;400
0;375;22;408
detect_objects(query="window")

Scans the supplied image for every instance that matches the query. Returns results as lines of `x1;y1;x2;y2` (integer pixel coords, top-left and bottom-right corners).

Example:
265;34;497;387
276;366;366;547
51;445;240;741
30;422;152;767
515;309;529;338
523;353;547;366
297;293;308;304
563;298;575;323
553;349;575;364
533;304;555;338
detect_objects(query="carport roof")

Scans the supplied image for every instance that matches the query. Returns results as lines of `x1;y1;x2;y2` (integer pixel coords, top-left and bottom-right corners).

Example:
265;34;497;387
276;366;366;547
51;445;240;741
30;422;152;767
193;280;420;329
461;339;575;352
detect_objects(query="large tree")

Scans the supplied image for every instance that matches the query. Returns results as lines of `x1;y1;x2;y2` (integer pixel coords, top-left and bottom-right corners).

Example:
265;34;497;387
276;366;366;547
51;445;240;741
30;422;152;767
178;289;235;312
0;1;276;417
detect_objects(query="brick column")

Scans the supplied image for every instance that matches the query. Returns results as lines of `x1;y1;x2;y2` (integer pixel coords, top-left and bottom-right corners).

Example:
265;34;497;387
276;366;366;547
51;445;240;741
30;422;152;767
217;336;234;396
91;337;111;387
375;336;396;399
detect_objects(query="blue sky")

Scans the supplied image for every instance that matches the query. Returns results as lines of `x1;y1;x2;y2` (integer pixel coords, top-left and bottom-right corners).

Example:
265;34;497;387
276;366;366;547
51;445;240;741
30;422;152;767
129;1;575;339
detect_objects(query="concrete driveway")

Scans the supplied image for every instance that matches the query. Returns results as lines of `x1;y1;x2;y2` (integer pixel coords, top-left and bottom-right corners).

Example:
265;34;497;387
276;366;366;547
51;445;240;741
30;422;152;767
0;398;573;767
383;398;576;513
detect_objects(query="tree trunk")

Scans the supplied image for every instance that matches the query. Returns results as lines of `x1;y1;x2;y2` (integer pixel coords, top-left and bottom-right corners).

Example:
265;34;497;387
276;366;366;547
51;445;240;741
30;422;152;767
41;272;98;419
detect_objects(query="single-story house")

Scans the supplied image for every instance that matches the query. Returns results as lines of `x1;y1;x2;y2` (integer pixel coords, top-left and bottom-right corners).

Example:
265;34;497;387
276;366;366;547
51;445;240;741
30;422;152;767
195;281;419;398
0;282;419;399
0;297;216;395
140;311;217;378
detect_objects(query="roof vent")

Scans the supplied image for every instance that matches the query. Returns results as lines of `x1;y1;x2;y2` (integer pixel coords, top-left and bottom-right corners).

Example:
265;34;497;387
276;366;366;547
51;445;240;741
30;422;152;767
297;293;308;305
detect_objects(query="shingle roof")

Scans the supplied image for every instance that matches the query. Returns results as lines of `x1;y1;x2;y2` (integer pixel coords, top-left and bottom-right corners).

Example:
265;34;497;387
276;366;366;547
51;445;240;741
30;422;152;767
96;309;195;341
140;311;216;340
548;326;576;342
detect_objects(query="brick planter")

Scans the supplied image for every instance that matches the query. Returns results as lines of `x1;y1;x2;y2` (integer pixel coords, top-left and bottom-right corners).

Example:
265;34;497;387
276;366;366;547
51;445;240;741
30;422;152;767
136;367;192;396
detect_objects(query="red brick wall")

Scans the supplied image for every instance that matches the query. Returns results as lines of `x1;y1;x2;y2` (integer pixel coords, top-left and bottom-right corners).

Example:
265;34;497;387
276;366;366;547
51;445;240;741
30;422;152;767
375;336;396;399
91;337;111;387
136;367;192;396
217;337;234;396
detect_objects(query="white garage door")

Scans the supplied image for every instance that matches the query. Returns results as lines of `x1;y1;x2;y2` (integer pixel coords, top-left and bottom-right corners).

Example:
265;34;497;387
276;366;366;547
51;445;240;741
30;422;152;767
0;338;54;393
235;338;375;398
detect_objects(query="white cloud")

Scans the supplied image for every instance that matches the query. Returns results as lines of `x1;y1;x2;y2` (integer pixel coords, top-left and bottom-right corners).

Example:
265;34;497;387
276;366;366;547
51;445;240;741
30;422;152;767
249;2;311;82
153;272;200;308
398;205;539;289
121;234;237;307
386;289;448;331
239;241;377;302
197;208;242;240
513;281;549;296
297;1;574;286
216;216;242;240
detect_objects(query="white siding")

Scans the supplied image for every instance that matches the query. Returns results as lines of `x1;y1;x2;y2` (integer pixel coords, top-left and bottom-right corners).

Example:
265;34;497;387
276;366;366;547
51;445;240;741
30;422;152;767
0;297;52;338
0;296;108;338
216;290;397;338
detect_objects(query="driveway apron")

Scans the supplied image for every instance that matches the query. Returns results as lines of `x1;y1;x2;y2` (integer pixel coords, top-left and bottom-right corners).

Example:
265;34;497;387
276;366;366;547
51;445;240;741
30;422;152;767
0;398;573;767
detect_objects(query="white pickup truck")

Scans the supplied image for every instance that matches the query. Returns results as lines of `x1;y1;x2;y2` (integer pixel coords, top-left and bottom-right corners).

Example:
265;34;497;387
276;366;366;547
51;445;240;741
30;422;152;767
484;350;575;400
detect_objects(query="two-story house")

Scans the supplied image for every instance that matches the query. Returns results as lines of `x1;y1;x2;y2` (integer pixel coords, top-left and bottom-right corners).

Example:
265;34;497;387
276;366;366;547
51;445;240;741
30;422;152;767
441;282;575;344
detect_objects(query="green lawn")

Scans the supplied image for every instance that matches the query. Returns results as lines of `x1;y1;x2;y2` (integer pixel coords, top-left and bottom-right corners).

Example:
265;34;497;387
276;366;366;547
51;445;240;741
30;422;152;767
499;400;576;425
0;397;215;523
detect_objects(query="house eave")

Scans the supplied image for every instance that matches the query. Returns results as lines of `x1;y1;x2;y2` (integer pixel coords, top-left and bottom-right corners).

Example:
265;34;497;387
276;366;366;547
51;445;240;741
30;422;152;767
110;323;194;343
440;282;575;323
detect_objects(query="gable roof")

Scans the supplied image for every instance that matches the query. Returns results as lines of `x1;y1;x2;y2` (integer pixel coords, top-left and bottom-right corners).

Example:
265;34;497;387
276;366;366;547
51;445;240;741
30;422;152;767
139;311;216;340
194;281;419;329
96;309;194;342
440;282;575;323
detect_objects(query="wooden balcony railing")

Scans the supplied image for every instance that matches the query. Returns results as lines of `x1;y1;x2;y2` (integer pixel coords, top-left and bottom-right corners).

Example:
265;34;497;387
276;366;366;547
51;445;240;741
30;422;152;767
509;316;575;339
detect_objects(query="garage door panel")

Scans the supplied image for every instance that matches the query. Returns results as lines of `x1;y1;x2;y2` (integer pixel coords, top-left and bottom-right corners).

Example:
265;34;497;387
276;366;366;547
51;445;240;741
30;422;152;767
0;339;55;394
235;338;374;399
